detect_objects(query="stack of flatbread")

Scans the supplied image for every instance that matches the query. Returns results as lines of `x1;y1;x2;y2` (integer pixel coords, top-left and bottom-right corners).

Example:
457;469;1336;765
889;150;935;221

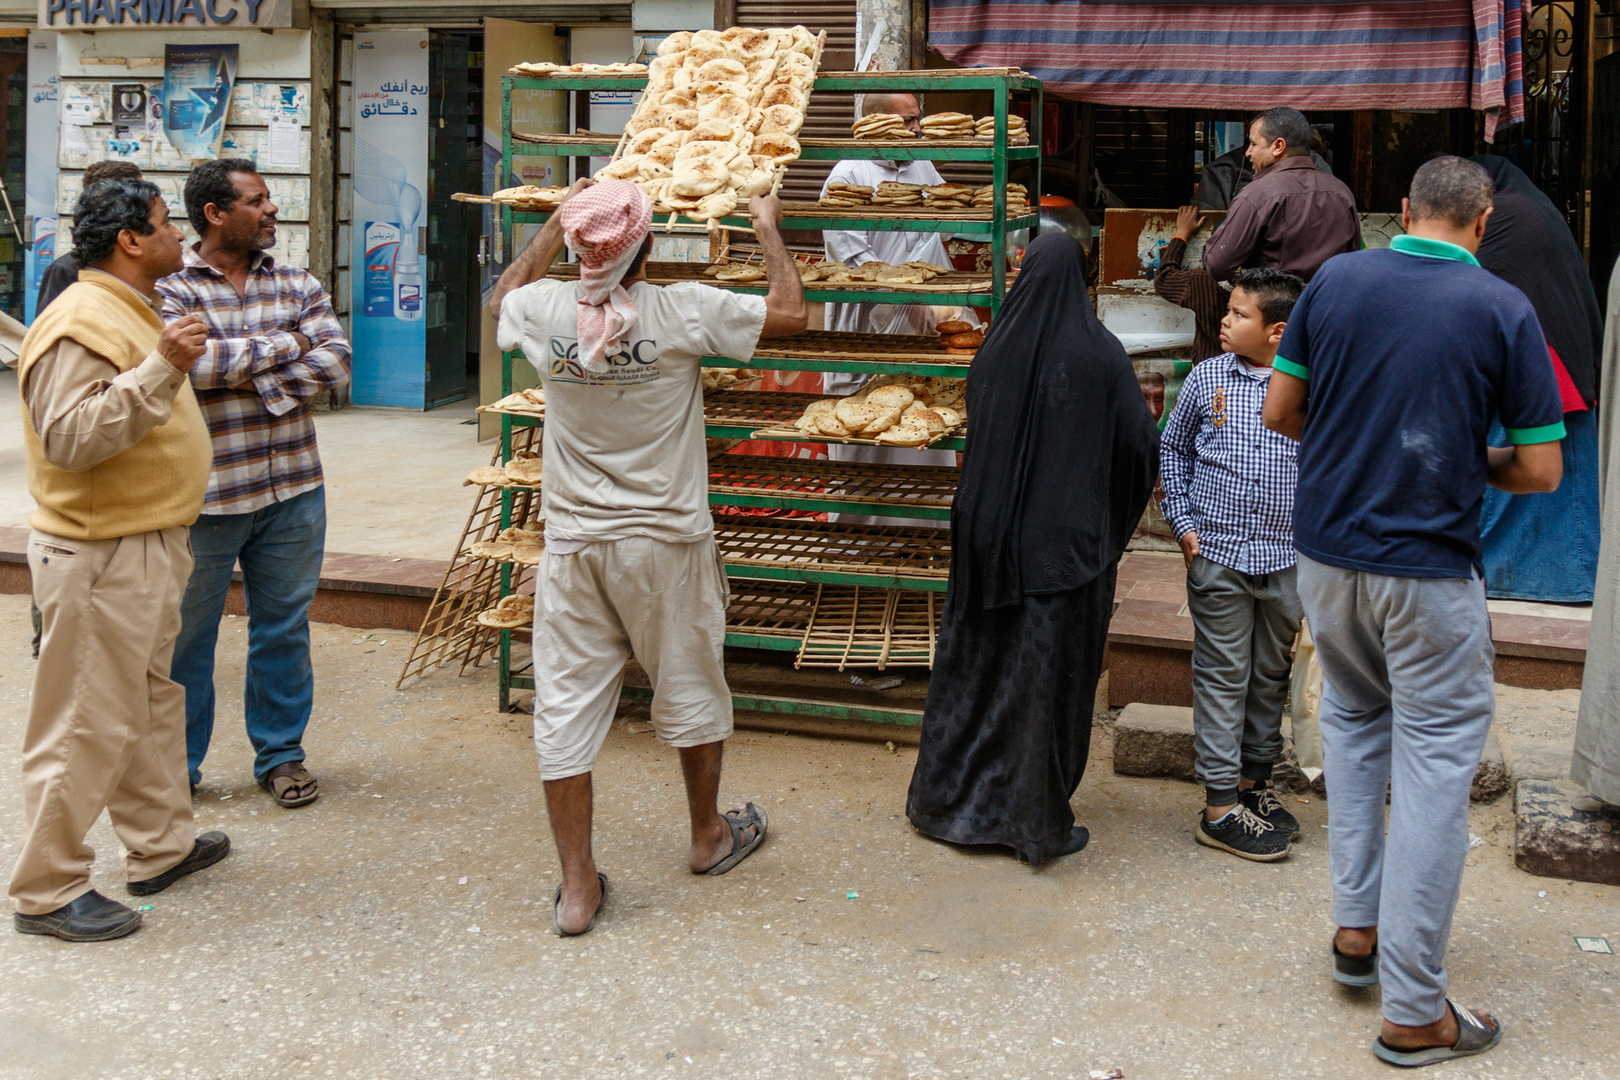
852;113;912;140
923;184;974;210
936;318;984;355
701;367;747;393
871;181;925;208
920;112;974;139
486;388;546;415
509;61;648;76
974;114;1029;144
504;454;544;486
465;465;512;487
797;260;949;286
792;379;966;446
471;525;545;564
491;185;571;210
972;183;1028;210
477;594;536;629
600;26;822;224
820;182;874;207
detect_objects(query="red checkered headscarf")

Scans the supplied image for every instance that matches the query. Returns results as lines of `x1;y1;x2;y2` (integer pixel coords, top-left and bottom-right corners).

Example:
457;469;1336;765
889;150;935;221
559;180;653;373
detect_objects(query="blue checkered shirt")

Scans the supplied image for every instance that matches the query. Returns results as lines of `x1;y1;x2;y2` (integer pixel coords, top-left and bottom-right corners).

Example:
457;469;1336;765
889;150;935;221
1159;353;1299;575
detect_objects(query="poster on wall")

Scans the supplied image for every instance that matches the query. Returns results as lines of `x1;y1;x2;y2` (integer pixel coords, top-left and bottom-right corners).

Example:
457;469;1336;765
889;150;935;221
350;31;428;408
161;44;238;161
25;32;59;324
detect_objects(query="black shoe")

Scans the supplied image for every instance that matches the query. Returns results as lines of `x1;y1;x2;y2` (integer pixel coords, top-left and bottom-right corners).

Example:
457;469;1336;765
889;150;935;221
14;889;142;942
1240;783;1301;841
127;831;231;897
1015;826;1090;864
1196;806;1291;861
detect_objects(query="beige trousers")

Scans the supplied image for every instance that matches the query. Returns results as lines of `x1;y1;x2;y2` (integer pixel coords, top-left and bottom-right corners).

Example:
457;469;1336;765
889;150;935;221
9;526;197;914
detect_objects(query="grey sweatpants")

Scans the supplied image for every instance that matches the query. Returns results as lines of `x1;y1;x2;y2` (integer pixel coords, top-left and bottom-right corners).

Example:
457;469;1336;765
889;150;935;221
1296;554;1495;1027
1186;556;1304;805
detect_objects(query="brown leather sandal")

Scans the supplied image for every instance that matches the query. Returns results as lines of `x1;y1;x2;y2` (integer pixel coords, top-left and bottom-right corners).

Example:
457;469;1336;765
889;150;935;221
258;762;319;808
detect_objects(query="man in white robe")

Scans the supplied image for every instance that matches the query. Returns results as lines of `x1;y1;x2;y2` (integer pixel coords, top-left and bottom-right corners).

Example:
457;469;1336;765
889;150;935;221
1573;261;1620;807
819;93;960;513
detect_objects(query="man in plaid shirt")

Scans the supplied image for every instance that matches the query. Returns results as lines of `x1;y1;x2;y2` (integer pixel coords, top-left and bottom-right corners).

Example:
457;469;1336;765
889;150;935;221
157;159;350;808
1159;267;1305;861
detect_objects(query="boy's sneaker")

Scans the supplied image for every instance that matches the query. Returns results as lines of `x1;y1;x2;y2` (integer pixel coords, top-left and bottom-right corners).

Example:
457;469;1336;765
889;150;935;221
1196;805;1291;861
1240;783;1301;841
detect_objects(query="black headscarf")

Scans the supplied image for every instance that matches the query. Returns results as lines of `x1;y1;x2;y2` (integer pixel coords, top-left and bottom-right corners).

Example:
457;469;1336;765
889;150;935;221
1471;154;1602;405
950;233;1161;611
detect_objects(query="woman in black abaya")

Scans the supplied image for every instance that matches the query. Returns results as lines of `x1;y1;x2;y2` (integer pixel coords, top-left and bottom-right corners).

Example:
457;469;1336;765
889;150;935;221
906;233;1160;866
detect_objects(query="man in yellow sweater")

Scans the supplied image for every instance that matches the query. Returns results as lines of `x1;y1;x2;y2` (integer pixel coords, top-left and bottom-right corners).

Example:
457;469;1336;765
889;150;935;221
11;178;231;942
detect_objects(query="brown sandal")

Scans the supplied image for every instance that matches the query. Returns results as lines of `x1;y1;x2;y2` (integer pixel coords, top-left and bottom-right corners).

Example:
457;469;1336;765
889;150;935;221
259;762;319;808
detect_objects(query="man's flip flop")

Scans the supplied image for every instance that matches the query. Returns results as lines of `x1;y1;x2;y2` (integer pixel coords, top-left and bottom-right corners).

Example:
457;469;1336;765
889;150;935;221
699;802;768;876
1333;940;1379;986
1372;1001;1502;1068
551;872;608;937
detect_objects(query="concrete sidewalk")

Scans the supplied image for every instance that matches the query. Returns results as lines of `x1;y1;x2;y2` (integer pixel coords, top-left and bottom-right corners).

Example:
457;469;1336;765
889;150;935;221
0;595;1612;1080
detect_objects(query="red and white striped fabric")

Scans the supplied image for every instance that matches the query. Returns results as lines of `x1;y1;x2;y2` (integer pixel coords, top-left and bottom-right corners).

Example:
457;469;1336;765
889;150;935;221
559;180;653;372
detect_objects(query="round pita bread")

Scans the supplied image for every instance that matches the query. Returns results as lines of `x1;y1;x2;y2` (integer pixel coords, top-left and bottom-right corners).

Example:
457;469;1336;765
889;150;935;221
699;93;751;125
732;29;774;60
667;109;700;132
789;25;818;56
815;411;851;437
835;396;882;432
866;385;915;410
691;28;724;48
757;104;803;136
736;167;775;198
687;118;742;144
636;159;673;180
671;158;729;197
675;140;734;165
626;127;670;155
648;54;682;79
684;42;728;67
673;66;696;94
597;157;643;180
656;30;692;55
751;132;800;165
694;188;739;220
875;422;931;447
745;57;778;86
659;89;696;110
758;83;806;111
697;58;747;84
776;51;815;79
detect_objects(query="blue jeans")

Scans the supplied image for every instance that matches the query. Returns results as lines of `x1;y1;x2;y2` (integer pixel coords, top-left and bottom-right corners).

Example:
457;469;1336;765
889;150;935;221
172;486;325;784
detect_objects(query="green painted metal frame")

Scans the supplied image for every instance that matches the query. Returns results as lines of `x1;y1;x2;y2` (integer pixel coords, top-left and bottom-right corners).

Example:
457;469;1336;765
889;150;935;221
490;71;1039;716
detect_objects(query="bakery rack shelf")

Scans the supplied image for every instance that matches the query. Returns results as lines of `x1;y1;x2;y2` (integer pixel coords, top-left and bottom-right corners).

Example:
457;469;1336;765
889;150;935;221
475;60;1039;718
513;130;1040;162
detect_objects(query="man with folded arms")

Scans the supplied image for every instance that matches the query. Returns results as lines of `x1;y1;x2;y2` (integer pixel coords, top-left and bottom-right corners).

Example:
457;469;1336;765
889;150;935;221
12;178;230;942
1264;156;1563;1066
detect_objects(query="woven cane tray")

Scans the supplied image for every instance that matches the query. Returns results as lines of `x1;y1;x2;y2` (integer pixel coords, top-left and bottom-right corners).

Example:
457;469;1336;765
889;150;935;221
708;454;958;511
749;330;970;362
713;517;951;583
543;260;999;294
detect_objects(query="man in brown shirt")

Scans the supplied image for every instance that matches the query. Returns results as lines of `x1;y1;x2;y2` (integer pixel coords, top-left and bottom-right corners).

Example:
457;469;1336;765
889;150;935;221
1201;107;1360;283
12;178;229;943
1155;205;1226;363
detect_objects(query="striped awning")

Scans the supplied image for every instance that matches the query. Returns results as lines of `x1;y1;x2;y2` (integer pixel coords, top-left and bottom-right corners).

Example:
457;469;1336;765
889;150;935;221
929;0;1524;140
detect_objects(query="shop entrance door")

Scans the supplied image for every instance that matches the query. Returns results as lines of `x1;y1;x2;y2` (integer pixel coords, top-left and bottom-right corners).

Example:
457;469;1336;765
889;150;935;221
423;30;477;408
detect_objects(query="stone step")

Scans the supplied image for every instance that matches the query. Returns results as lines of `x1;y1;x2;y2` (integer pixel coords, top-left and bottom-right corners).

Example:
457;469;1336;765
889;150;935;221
1111;702;1510;802
1513;779;1620;885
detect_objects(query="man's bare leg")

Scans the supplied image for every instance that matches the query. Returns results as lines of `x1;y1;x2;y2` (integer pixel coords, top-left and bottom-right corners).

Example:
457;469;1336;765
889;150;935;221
543;772;602;934
1334;925;1377;957
1381;1008;1497;1051
679;741;743;872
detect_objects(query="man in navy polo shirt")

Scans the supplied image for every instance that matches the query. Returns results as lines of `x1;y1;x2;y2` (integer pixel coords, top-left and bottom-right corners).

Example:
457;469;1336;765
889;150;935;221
1263;156;1563;1068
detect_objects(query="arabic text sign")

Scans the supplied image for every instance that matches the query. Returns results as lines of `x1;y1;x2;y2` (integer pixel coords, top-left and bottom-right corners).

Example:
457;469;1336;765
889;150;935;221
39;0;301;27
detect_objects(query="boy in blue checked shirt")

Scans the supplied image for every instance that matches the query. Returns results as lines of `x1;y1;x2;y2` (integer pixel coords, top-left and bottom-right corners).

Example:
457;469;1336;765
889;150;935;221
1159;267;1306;861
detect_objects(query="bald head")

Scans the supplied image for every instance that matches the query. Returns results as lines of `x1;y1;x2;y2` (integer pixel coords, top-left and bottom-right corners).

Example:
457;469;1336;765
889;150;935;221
861;93;920;137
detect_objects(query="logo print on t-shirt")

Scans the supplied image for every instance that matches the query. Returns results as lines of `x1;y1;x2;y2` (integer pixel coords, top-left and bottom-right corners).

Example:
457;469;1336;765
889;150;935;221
546;336;661;386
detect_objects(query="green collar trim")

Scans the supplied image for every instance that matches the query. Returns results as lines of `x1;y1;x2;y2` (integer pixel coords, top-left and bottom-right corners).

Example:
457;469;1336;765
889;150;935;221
1389;234;1480;267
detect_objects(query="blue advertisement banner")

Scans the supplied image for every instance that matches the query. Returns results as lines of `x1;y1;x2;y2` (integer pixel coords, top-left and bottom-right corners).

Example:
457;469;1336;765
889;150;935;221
24;31;58;324
349;31;428;407
161;43;237;161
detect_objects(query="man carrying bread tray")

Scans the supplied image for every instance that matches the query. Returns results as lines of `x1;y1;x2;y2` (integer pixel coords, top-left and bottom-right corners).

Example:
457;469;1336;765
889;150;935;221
490;179;808;936
821;92;970;503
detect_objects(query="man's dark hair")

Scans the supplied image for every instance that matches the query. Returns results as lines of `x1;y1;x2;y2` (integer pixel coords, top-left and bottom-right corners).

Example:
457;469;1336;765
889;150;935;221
70;178;162;269
83;160;142;188
626;233;653;279
1254;107;1313;158
184;157;260;235
1407;155;1494;229
1233;267;1305;325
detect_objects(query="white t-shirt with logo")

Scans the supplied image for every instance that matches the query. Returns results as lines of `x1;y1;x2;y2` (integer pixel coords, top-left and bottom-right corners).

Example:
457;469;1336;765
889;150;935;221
497;279;767;544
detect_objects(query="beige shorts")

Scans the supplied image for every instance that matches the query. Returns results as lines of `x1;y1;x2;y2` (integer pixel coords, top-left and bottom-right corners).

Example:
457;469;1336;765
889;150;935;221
531;535;733;780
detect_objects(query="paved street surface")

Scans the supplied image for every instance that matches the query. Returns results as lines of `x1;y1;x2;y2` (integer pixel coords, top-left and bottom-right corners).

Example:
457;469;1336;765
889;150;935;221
0;594;1614;1079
